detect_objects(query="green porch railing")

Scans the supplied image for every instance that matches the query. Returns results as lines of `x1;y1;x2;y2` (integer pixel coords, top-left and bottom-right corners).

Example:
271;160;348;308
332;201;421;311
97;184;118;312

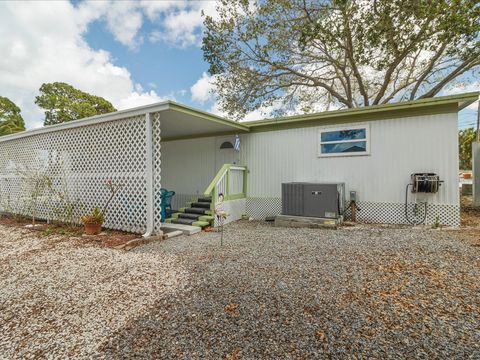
203;164;247;210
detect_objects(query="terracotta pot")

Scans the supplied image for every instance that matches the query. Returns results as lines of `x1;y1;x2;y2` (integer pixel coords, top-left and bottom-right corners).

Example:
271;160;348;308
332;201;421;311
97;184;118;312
463;173;472;179
83;221;102;235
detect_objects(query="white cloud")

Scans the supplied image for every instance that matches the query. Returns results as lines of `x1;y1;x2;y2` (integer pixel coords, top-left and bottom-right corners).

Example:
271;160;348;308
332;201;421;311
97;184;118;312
74;0;219;49
208;100;276;122
0;1;170;129
190;72;216;103
140;0;186;20
73;0;215;50
191;72;279;122
116;90;170;110
147;1;218;47
445;81;480;110
104;2;144;50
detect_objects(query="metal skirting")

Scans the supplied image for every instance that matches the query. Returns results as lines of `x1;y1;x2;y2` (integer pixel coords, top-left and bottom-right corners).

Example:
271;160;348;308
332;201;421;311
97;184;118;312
246;198;460;227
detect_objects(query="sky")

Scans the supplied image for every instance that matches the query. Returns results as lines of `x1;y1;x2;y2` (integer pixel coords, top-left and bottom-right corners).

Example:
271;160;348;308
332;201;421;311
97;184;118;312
0;0;477;130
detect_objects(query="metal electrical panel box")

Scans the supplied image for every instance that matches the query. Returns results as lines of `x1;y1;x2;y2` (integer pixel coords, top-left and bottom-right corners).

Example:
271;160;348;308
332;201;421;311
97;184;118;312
282;182;345;218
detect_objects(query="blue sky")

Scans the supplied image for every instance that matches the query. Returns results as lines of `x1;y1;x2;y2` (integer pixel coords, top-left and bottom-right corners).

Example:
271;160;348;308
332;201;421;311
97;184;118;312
0;0;477;129
84;20;208;107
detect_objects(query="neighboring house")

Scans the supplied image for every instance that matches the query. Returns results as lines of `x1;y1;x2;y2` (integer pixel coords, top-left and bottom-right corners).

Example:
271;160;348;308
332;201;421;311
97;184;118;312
0;92;477;234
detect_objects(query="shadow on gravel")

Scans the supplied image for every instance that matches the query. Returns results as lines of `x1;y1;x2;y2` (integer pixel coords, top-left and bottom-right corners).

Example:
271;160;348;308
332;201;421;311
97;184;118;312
98;224;479;359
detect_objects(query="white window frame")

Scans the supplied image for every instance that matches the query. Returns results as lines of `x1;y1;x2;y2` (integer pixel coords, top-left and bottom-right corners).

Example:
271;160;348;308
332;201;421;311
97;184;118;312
318;124;370;157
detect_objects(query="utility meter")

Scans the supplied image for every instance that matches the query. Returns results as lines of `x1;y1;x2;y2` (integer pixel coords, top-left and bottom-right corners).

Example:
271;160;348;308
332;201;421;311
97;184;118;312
350;190;357;202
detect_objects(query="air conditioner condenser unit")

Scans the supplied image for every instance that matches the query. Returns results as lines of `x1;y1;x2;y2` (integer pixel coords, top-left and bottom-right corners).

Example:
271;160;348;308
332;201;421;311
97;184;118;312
282;182;345;219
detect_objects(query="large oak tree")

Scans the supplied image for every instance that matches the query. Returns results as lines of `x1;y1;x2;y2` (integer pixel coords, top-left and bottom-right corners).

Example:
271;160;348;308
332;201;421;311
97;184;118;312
35;82;117;126
203;0;480;118
0;96;25;136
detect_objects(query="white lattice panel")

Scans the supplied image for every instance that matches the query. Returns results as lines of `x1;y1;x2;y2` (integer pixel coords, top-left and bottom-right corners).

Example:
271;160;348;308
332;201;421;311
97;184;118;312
246;198;460;227
0;114;155;233
343;201;460;227
246;197;282;220
152;113;163;233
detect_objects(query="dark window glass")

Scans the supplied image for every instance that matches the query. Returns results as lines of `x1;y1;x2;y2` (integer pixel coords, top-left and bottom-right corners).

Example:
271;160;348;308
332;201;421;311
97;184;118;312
321;128;366;142
321;141;367;154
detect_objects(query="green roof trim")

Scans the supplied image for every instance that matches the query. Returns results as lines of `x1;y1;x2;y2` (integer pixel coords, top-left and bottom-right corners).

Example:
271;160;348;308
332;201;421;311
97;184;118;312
243;92;479;129
167;101;250;132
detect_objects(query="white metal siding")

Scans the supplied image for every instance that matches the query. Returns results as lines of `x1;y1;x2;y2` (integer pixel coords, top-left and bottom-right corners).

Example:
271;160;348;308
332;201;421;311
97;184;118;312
161;137;216;196
161;135;241;197
240;113;459;205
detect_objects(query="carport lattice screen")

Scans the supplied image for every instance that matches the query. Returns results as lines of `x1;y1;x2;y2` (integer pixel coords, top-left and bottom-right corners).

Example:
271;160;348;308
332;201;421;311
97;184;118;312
153;113;163;233
246;198;460;226
0;114;155;233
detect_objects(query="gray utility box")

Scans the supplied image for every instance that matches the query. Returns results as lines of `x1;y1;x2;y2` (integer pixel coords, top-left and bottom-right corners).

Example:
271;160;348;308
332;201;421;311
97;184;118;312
282;182;345;218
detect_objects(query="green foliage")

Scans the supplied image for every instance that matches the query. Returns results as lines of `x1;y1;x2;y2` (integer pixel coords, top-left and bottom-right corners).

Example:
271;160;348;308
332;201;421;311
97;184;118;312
81;207;105;225
459;127;476;170
81;180;124;225
202;0;480;119
16;162;53;226
50;160;84;226
0;96;25;136
35;82;117;126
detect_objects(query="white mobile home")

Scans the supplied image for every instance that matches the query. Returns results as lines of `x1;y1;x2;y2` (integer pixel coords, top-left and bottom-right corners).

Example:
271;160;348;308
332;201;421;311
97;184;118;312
0;92;477;234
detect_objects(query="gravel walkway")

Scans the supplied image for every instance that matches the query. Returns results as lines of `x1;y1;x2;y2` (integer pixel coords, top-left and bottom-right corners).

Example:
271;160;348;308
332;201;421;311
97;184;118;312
1;221;479;358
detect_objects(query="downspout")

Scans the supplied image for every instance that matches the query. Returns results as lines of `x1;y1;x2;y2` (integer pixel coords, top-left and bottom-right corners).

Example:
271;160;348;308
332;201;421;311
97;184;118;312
143;112;154;238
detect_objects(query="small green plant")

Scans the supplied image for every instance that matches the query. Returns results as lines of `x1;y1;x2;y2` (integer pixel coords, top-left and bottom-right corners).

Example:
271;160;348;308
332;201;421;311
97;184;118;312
81;207;104;225
80;179;123;226
17;162;53;227
432;215;441;229
50;161;83;226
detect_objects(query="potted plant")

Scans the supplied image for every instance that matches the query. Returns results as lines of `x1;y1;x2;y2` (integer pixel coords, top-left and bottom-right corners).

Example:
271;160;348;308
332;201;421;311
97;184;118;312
81;207;104;235
80;180;124;235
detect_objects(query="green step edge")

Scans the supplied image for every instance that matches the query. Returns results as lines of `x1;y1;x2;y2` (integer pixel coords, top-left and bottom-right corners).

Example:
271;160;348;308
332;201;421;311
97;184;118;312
192;220;210;228
171;213;180;219
178;208;212;215
164;219;208;227
198;215;214;222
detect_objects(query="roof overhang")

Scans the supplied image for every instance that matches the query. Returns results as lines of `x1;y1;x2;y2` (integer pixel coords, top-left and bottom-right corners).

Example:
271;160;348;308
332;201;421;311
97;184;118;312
0;92;476;143
243;92;480;132
0;101;249;143
160;102;249;141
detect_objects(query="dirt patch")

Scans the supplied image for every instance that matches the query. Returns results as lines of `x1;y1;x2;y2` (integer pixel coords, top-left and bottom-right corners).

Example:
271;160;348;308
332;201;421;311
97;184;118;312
461;195;480;227
0;214;138;249
82;231;139;248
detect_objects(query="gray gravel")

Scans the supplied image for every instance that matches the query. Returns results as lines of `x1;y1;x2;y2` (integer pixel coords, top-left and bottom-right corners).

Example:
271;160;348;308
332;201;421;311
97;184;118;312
1;221;479;359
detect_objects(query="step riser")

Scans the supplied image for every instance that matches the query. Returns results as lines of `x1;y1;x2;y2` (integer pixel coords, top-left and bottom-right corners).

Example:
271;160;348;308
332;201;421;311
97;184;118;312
178;213;201;220
184;208;208;215
191;202;211;209
197;198;212;203
172;218;195;225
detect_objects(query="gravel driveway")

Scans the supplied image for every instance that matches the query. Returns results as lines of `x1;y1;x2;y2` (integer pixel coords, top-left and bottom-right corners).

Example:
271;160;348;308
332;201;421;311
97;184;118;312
1;221;479;359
